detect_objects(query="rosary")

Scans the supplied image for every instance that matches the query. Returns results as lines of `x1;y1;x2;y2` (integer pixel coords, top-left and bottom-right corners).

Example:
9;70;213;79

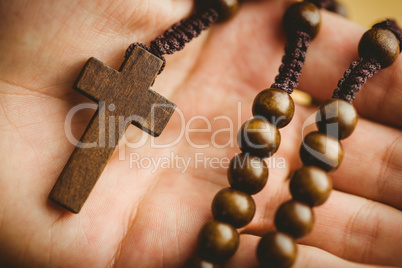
47;0;402;267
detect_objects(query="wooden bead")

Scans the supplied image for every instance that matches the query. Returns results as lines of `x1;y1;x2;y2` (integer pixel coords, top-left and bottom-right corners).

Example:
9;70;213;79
329;1;348;17
299;131;344;172
358;27;400;68
283;1;321;40
306;0;348;17
184;255;215;268
252;88;295;128
316;99;358;140
197;0;239;22
290;166;332;207
198;220;239;263
212;188;256;228
257;231;297;268
227;153;269;195
274;200;315;239
238;118;281;158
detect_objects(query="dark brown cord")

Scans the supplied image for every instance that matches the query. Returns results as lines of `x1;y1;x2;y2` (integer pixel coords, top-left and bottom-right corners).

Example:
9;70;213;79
125;7;219;74
332;58;381;103
271;31;311;94
333;19;402;103
271;0;343;94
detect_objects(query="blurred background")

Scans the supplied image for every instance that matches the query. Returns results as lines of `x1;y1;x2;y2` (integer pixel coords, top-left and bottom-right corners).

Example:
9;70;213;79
339;0;401;27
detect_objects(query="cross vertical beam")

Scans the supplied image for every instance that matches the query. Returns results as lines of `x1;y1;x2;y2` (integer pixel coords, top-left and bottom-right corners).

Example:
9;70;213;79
49;46;175;213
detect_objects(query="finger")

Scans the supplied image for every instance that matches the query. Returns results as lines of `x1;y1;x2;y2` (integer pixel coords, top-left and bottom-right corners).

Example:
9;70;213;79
290;103;402;210
302;191;402;267
331;117;402;210
299;11;402;127
279;103;402;210
240;103;402;265
248;189;402;267
222;234;260;268
224;234;393;268
294;245;395;268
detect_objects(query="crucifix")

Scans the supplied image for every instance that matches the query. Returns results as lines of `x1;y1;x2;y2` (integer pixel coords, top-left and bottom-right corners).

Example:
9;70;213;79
49;46;175;214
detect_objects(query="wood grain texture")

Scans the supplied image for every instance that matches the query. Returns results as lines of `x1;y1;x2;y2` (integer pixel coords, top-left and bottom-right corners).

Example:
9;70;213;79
49;46;176;213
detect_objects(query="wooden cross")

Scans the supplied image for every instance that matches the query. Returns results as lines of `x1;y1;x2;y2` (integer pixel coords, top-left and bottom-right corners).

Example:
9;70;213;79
49;46;175;213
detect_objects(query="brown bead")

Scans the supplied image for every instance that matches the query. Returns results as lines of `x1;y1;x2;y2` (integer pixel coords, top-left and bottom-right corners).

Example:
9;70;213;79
198;220;239;263
256;231;297;268
329;1;348;17
227;153;269;195
316;99;358;140
290;166;332;207
196;0;239;22
283;1;321;40
299;131;344;172
274;200;315;239
306;0;348;17
358;27;400;68
238;118;281;158
212;188;256;228
252;88;295;128
184;255;216;268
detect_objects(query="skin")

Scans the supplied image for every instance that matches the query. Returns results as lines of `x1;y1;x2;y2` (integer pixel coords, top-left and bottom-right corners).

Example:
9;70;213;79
0;0;401;267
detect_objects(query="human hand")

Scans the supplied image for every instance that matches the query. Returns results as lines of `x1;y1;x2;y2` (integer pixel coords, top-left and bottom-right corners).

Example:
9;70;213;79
0;0;401;267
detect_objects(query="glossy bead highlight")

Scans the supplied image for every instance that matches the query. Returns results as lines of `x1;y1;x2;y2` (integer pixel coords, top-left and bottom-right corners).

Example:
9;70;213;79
316;99;358;140
290;166;332;207
197;220;239;263
227;153;269;195
184;255;215;268
197;0;239;21
274;200;315;239
329;1;348;17
238;118;281;158
358;27;400;68
300;131;344;172
257;231;297;268
283;1;321;40
252;88;295;128
212;188;256;228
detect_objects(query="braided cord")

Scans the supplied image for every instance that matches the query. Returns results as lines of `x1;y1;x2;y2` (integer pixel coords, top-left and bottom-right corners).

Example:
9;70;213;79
271;31;311;94
125;8;219;74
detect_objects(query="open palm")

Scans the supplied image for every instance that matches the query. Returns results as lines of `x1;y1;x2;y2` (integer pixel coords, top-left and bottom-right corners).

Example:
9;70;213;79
0;0;401;267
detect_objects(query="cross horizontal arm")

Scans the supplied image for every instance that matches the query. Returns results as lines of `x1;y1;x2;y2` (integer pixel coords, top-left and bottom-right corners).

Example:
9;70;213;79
74;58;118;102
131;89;176;137
49;46;176;213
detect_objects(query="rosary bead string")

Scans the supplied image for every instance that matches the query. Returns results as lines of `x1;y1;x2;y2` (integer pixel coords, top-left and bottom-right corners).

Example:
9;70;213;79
186;0;345;266
333;19;402;102
271;1;321;94
272;0;350;94
257;20;401;268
